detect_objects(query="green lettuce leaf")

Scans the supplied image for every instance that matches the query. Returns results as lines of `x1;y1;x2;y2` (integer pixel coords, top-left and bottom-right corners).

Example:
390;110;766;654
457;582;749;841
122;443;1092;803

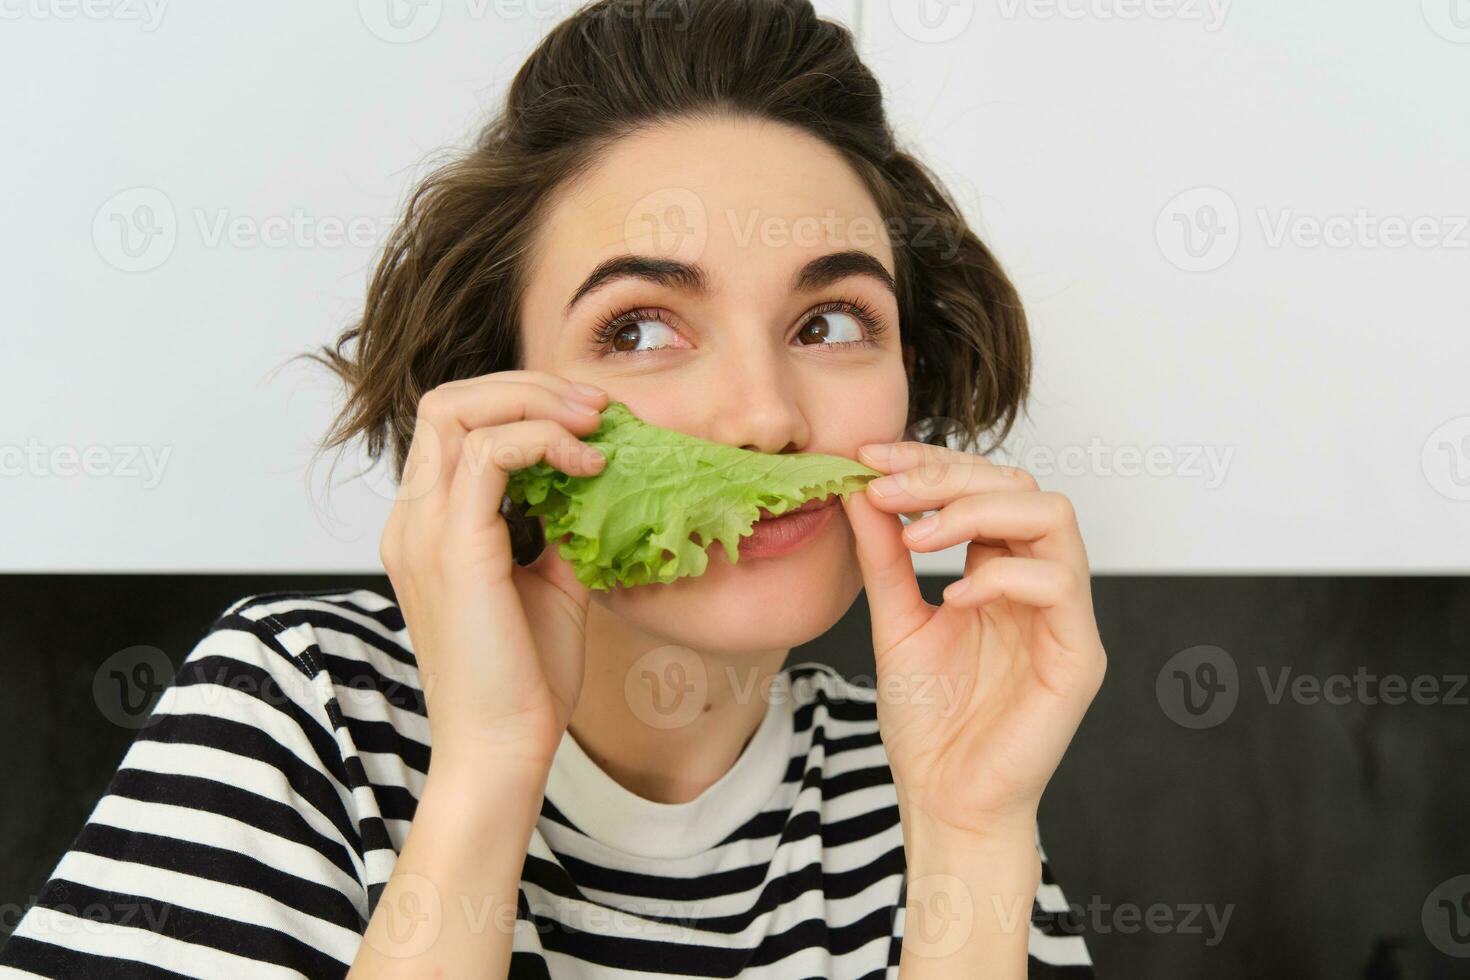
505;400;882;591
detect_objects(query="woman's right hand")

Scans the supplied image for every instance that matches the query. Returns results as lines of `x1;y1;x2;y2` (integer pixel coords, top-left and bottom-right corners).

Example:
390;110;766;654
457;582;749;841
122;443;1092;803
377;370;609;779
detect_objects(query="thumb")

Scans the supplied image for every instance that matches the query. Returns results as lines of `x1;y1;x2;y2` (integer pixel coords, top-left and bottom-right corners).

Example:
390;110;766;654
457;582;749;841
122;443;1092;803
841;487;929;653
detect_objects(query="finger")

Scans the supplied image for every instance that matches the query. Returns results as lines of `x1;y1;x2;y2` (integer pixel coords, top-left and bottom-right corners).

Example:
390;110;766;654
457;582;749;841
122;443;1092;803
395;385;608;585
418;379;609;482
961;541;1010;578
435;431;569;706
460;418;605;507
901;490;1088;570
862;445;1037;514
437;369;607;403
859;440;1006;477
941;556;1101;663
840;486;930;651
443;419;605;574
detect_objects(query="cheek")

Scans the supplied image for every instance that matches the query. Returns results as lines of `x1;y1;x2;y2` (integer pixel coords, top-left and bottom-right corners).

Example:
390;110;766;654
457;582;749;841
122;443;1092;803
835;365;909;446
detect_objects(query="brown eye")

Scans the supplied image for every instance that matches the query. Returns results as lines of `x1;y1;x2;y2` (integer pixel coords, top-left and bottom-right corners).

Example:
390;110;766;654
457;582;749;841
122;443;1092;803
599;318;678;355
611;324;640;352
797;311;865;346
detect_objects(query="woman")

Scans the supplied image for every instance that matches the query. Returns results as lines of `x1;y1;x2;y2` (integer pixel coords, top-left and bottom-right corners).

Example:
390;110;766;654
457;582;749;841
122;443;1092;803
0;1;1106;976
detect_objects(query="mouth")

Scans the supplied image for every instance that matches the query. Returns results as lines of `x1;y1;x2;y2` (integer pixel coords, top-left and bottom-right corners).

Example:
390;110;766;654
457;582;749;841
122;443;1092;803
741;494;840;560
756;493;837;521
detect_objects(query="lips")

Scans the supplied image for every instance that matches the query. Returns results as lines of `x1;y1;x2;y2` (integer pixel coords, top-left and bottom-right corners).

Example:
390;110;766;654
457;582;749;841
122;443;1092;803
756;494;836;521
740;492;839;559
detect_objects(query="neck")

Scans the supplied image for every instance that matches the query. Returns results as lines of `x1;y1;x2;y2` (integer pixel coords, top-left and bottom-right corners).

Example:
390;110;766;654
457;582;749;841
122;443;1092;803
568;600;788;804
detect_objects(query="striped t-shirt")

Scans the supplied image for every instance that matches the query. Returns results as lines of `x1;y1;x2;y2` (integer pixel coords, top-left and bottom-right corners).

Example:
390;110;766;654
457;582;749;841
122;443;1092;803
0;588;1095;978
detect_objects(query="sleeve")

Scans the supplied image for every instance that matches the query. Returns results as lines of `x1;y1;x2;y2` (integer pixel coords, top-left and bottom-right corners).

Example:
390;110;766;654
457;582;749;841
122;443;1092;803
1027;825;1097;977
0;597;371;979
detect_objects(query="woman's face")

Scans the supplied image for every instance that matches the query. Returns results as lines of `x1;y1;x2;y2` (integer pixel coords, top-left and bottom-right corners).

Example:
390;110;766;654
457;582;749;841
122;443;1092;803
519;114;911;653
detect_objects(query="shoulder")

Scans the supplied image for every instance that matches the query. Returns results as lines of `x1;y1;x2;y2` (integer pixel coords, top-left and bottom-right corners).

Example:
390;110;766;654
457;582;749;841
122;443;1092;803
202;586;417;691
166;587;423;760
152;586;428;819
215;586;408;657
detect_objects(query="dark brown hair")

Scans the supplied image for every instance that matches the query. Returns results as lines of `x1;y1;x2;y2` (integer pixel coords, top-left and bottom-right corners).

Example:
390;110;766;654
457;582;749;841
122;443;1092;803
297;0;1031;490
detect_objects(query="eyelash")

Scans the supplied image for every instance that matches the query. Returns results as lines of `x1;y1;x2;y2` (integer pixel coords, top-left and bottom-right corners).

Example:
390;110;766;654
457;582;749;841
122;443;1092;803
589;297;889;359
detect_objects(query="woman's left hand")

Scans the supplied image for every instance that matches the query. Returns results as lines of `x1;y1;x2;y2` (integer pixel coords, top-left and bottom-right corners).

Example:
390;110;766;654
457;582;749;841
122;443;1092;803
840;441;1107;847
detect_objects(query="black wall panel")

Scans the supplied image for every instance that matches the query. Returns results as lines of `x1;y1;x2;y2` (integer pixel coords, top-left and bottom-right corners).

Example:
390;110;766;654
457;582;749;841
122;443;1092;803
1;574;1465;978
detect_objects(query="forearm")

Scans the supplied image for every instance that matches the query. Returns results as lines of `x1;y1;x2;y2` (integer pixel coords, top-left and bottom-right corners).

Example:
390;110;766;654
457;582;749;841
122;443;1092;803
897;814;1041;979
348;760;548;978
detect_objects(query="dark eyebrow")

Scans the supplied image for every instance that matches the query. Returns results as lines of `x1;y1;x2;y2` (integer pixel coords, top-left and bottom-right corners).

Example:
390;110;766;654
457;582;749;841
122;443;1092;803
564;256;709;317
791;250;896;297
562;249;895;318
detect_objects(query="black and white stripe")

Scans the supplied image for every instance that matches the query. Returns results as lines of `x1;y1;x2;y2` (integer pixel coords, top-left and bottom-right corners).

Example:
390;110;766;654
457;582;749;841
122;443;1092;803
0;589;1094;978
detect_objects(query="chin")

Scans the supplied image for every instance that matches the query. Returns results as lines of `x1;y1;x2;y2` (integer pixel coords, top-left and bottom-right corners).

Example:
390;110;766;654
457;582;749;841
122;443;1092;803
600;508;863;655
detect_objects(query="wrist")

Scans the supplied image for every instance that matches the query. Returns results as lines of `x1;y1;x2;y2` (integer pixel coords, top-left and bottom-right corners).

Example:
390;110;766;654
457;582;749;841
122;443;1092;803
894;785;1040;863
422;750;552;826
898;815;1040;973
902;815;1041;887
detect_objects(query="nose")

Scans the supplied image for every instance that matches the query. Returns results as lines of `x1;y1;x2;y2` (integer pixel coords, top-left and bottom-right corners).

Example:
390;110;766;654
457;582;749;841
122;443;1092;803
702;341;810;456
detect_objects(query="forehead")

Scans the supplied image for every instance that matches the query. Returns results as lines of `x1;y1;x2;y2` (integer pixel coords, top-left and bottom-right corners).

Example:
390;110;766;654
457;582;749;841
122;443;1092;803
526;115;896;294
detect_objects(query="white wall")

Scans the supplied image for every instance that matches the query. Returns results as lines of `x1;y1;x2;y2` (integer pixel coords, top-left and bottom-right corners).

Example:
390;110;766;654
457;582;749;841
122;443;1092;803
3;0;1464;573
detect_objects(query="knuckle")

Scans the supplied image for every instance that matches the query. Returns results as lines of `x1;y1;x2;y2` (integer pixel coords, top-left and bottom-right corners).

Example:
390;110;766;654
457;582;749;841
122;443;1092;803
1056;565;1083;598
1009;466;1040;491
1081;648;1108;695
416;387;447;422
531;419;574;453
1042;490;1076;523
462;425;496;456
460;427;505;474
378;533;399;573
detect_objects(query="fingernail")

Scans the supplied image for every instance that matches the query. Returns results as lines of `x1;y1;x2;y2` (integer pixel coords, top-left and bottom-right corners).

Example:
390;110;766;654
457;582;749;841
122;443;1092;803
859;443;893;464
944;577;969;599
564;396;601;416
867;473;906;498
572;382;606;398
905;513;939;540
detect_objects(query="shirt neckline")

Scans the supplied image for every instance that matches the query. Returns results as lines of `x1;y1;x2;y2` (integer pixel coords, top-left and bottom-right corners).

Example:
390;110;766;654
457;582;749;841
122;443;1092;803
544;688;794;860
